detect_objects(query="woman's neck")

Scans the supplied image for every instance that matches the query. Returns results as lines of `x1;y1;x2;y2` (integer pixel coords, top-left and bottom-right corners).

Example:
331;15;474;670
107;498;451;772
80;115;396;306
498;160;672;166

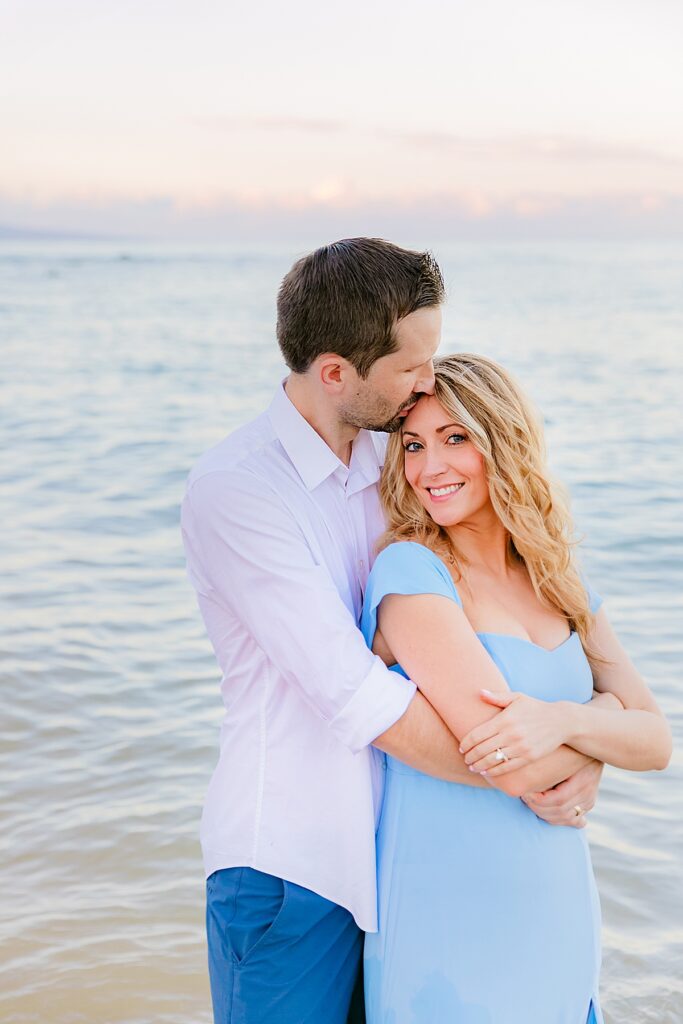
445;513;513;578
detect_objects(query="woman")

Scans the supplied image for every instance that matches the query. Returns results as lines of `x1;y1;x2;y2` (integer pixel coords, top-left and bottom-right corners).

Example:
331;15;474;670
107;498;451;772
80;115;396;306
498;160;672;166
360;354;671;1024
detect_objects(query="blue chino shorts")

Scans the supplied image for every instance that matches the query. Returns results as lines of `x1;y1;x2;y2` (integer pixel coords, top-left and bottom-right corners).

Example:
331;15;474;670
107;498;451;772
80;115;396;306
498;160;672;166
206;867;363;1024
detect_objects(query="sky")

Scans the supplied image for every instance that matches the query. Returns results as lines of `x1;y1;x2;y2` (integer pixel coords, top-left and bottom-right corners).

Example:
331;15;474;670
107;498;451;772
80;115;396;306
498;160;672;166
2;0;683;240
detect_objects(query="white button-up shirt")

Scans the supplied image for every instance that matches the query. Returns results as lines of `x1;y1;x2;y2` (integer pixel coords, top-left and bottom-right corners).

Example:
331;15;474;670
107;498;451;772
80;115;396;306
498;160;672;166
181;382;416;931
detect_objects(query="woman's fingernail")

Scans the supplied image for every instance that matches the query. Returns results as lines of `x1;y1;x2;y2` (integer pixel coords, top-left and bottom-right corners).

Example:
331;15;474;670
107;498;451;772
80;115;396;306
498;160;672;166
481;770;488;776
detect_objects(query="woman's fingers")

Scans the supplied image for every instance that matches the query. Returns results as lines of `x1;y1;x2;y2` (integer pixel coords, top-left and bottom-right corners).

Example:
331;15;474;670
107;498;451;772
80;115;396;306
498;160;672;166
459;691;523;753
480;756;526;777
469;747;525;774
459;720;500;755
464;727;535;767
463;737;507;765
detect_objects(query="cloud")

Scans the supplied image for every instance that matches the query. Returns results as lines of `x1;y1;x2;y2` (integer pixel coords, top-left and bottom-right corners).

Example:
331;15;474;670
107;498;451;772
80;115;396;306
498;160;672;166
392;132;683;167
191;116;683;169
193;114;347;134
2;190;683;242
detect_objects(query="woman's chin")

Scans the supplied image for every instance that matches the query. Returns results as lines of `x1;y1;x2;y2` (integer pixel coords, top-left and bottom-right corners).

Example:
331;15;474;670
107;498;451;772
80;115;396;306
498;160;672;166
422;507;463;529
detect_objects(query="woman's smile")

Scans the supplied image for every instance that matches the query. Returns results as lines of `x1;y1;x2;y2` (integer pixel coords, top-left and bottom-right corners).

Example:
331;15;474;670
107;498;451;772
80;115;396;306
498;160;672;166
402;395;491;526
426;482;465;501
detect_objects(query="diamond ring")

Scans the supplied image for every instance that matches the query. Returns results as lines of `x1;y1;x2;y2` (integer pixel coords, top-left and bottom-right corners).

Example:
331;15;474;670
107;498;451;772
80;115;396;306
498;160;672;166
494;747;509;763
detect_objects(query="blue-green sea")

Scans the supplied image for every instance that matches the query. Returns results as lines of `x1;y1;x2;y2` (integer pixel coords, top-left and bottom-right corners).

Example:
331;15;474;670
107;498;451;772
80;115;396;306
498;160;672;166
1;240;681;1023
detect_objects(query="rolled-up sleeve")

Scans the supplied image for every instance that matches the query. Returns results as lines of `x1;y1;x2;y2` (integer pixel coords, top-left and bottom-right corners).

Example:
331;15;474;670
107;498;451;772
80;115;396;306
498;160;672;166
181;468;416;753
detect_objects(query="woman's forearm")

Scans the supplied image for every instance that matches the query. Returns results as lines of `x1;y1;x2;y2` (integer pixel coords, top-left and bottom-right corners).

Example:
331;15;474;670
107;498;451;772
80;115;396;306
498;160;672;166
559;701;672;771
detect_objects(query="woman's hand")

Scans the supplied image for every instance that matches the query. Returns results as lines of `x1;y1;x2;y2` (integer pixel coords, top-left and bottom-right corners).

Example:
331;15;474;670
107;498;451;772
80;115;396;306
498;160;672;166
459;690;567;776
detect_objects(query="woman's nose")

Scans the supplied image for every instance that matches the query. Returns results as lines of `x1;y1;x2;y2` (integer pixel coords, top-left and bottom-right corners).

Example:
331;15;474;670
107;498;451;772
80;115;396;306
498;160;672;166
421;448;449;478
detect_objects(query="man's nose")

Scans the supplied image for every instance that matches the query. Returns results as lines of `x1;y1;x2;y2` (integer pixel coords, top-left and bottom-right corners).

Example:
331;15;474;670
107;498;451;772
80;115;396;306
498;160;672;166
416;362;436;396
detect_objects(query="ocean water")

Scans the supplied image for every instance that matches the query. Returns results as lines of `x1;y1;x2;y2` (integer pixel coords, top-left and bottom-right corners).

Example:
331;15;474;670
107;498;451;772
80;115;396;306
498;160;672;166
1;240;681;1024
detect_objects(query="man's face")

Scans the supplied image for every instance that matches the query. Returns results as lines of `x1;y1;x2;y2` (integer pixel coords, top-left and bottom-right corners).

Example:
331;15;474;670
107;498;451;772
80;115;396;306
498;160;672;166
339;306;441;432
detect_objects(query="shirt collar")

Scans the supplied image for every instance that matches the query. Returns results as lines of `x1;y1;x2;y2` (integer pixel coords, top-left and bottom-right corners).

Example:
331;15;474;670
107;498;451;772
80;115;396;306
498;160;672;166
267;381;384;493
347;428;384;495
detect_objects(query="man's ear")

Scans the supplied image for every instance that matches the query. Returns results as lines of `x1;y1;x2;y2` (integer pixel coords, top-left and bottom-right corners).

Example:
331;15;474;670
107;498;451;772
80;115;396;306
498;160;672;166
315;354;356;394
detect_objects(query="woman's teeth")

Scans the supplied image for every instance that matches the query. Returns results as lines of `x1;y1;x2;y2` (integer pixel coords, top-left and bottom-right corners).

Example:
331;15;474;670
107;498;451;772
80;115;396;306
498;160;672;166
428;483;464;497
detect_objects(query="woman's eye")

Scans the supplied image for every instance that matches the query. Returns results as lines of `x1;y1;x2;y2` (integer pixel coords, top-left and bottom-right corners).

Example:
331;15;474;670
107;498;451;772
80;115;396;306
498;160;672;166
403;441;422;453
447;433;467;445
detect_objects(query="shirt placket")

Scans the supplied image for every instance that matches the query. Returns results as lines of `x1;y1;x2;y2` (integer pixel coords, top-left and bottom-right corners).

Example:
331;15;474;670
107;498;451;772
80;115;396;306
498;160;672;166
352;494;370;599
340;472;365;620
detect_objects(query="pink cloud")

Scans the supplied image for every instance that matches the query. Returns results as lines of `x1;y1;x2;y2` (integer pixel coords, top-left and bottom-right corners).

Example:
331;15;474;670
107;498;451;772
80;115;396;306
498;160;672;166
193;115;346;134
387;131;683;167
2;190;683;241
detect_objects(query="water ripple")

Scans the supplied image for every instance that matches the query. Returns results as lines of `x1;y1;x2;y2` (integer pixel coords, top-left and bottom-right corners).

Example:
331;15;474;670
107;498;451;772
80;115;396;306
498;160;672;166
1;240;681;1024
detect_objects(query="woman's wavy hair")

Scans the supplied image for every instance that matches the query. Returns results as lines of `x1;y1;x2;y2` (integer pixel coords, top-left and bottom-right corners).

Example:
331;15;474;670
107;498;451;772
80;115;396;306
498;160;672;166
379;353;602;667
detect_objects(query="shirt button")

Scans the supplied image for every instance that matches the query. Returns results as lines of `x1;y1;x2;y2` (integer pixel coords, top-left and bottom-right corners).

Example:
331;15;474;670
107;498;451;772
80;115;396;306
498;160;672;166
359;560;364;569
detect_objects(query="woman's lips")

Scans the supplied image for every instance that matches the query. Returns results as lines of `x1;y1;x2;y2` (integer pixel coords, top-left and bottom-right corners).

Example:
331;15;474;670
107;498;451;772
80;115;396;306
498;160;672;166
426;482;465;501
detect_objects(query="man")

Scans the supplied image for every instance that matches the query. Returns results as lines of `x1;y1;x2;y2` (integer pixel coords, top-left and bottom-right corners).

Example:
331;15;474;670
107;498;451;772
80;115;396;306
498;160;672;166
181;238;603;1024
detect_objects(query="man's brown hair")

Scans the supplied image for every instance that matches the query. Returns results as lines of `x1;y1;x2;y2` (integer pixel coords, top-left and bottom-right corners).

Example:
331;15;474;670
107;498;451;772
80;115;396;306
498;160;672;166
276;238;445;378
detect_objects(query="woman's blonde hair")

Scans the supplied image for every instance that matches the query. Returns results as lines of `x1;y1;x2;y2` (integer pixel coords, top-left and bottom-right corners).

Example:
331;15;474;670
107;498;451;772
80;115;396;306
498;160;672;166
379;353;601;665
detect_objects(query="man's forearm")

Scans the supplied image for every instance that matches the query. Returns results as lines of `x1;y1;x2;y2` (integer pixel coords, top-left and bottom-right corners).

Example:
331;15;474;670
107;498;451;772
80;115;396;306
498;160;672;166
376;691;599;798
374;691;488;787
375;689;609;797
498;744;594;797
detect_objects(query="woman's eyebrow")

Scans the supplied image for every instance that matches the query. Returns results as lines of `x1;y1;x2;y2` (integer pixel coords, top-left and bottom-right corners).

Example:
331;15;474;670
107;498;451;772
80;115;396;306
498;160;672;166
402;423;464;438
435;422;465;433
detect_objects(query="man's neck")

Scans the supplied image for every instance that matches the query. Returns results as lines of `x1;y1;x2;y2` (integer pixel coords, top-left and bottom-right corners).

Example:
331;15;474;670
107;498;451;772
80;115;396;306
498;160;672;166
284;375;359;466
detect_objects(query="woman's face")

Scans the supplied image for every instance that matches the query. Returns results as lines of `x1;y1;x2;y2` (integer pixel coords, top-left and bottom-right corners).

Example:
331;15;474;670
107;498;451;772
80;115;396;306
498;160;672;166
401;395;493;528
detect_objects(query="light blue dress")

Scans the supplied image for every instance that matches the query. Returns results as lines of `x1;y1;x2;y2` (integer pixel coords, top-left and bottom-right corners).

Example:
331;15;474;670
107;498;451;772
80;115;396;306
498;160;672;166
361;542;603;1024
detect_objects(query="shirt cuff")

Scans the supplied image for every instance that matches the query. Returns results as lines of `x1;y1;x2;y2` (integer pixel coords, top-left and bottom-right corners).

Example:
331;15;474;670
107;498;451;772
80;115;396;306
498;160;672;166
328;657;417;754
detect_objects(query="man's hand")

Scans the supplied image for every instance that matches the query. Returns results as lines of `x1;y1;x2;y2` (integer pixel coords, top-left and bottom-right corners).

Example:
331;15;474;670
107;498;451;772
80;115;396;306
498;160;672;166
521;758;604;829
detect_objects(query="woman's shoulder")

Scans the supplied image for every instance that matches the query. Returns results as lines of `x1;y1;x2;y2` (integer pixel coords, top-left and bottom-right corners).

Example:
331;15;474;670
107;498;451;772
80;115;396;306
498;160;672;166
584;581;603;616
576;567;603;616
373;539;445;572
369;540;460;603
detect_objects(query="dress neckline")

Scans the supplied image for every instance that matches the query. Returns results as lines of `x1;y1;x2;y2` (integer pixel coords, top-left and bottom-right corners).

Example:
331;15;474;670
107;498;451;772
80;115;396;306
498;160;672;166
393;543;579;656
476;630;577;654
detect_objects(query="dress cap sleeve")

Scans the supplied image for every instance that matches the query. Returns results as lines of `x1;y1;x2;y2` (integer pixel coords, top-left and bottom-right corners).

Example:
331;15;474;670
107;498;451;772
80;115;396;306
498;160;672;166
585;580;603;615
361;541;461;647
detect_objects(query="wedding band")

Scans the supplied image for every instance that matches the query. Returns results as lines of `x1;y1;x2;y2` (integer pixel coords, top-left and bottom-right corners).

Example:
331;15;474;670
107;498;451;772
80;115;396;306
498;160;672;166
573;805;583;816
494;747;509;763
